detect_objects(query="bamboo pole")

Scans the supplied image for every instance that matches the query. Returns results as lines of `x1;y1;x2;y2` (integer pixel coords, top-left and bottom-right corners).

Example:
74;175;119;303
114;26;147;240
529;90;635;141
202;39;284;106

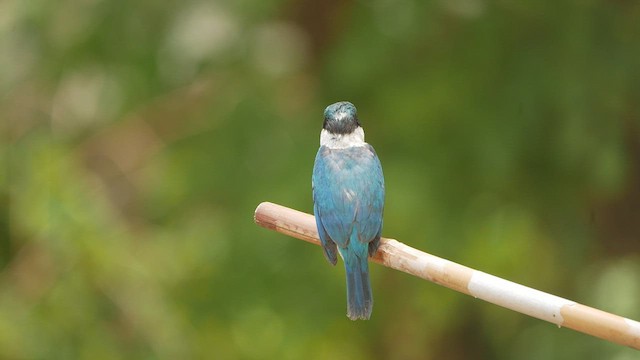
254;202;640;350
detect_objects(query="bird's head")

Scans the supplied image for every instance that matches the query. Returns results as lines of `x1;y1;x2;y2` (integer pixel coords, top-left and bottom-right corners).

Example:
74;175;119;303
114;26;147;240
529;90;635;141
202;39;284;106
323;101;361;135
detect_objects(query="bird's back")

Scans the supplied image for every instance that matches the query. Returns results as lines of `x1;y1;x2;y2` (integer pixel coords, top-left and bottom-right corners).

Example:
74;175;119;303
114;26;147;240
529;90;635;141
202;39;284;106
312;144;384;249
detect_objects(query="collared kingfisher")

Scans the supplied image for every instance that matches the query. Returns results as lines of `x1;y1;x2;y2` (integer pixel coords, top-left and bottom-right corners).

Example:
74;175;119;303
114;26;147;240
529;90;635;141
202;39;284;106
312;101;385;320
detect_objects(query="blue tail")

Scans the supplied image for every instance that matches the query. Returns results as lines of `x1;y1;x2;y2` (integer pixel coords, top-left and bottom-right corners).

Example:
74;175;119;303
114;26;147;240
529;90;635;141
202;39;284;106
344;254;373;320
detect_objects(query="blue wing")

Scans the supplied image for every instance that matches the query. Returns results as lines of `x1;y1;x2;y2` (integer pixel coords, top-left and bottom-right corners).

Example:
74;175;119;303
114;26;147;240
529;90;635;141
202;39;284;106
312;144;384;260
314;201;338;265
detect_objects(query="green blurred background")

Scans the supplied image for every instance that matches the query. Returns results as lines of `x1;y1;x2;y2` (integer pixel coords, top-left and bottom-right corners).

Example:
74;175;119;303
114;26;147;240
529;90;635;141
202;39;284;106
3;0;640;358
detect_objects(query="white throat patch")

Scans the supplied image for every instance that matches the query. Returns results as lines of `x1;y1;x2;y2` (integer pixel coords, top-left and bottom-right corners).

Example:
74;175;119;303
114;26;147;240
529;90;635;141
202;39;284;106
320;127;366;149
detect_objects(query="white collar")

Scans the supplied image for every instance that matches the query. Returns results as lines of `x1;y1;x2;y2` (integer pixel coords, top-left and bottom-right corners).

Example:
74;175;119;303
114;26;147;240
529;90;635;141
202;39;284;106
320;127;366;149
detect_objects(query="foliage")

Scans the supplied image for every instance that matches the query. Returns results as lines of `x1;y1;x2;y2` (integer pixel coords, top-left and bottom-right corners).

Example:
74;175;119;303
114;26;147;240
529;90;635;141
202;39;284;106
2;0;640;358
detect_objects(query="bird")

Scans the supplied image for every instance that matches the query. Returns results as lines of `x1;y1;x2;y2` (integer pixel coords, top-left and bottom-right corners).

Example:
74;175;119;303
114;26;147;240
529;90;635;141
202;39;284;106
312;101;385;320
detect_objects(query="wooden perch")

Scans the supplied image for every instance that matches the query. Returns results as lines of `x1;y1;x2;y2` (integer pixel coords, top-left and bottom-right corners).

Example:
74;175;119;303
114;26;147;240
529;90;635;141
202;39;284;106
254;202;640;350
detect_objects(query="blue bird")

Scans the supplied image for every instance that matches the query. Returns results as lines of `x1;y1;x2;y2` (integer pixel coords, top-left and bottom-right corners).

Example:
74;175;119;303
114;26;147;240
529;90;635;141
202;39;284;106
312;101;385;320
